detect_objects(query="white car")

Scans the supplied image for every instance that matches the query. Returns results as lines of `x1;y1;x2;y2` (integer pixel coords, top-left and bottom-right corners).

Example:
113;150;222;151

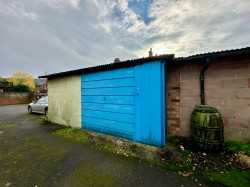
28;96;48;116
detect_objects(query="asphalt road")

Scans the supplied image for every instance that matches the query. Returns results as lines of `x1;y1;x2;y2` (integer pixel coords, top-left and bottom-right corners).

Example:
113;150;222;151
0;105;206;187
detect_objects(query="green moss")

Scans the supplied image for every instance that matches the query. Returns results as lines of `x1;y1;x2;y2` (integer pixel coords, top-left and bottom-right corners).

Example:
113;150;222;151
22;113;40;119
0;123;16;129
54;129;249;187
201;168;250;187
226;141;250;156
55;128;90;143
0;120;16;129
55;127;140;160
0;135;67;187
103;143;117;152
67;164;117;187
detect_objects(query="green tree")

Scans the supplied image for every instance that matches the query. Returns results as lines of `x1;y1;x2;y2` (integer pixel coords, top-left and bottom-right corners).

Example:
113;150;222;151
9;71;35;91
0;76;7;82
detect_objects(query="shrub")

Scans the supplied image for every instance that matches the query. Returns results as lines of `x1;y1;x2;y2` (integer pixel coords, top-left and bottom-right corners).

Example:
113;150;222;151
11;84;32;92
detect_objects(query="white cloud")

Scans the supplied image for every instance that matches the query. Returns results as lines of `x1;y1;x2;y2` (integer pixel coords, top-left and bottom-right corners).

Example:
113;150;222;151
0;0;249;77
38;0;81;10
134;0;248;56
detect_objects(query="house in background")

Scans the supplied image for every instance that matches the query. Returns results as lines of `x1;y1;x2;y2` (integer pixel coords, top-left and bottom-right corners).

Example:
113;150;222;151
40;47;250;146
0;82;13;92
34;78;47;99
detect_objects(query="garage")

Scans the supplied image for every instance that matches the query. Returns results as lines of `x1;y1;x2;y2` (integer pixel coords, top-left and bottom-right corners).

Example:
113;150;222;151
81;60;166;146
40;54;174;147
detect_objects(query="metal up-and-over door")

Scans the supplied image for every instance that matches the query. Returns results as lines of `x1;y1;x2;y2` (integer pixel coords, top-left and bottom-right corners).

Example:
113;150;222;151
81;61;165;147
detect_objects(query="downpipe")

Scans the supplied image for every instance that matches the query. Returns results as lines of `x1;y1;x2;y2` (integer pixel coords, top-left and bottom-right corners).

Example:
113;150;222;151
200;56;211;105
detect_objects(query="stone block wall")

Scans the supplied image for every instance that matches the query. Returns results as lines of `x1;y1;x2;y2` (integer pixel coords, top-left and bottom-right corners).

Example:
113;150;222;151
0;92;33;105
177;58;250;142
166;65;181;136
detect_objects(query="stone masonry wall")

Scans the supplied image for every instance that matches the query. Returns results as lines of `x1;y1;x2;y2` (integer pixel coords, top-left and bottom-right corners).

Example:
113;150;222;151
0;92;33;105
179;58;250;142
166;65;181;136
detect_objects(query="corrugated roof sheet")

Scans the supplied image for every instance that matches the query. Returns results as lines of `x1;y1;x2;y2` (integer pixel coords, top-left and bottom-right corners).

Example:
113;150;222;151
39;54;174;79
174;47;250;61
39;47;250;79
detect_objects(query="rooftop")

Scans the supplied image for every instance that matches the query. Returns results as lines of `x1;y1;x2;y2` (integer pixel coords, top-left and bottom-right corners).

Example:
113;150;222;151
174;47;250;62
40;47;250;79
39;54;174;79
34;78;47;85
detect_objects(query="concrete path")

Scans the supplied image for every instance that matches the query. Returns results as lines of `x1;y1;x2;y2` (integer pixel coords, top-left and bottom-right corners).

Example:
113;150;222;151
0;105;206;187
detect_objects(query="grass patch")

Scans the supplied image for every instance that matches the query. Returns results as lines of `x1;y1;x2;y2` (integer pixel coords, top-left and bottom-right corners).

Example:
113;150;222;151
55;127;90;143
226;141;250;156
201;168;250;187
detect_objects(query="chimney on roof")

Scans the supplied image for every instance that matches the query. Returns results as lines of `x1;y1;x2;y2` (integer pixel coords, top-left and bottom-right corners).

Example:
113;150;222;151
149;48;153;57
114;58;120;63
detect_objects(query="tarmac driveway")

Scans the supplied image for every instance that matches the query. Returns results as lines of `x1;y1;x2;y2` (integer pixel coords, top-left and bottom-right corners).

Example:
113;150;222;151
0;105;205;187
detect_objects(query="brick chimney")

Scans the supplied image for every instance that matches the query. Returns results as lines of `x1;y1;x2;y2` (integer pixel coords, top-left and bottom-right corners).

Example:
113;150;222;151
149;48;153;57
114;58;120;63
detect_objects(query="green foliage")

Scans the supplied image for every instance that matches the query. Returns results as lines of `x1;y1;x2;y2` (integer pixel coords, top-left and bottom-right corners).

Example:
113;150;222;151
11;84;32;92
226;141;250;156
38;116;50;125
182;150;190;158
0;76;7;82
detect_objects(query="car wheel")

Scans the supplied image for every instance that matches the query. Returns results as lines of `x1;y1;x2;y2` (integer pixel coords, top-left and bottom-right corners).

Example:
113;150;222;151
45;108;48;116
28;106;32;114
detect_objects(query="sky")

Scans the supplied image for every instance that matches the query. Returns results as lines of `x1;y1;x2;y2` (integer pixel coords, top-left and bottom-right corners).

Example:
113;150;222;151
0;0;250;78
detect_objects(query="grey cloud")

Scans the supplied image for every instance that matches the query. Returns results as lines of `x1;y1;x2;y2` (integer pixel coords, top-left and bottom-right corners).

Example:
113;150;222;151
0;0;135;77
0;0;250;77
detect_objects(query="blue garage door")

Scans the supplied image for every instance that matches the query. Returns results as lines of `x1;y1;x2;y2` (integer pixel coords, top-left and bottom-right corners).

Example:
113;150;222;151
81;61;165;147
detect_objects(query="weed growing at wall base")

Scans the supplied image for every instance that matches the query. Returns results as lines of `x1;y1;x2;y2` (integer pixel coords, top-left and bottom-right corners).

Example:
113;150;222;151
38;116;50;125
55;127;90;143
